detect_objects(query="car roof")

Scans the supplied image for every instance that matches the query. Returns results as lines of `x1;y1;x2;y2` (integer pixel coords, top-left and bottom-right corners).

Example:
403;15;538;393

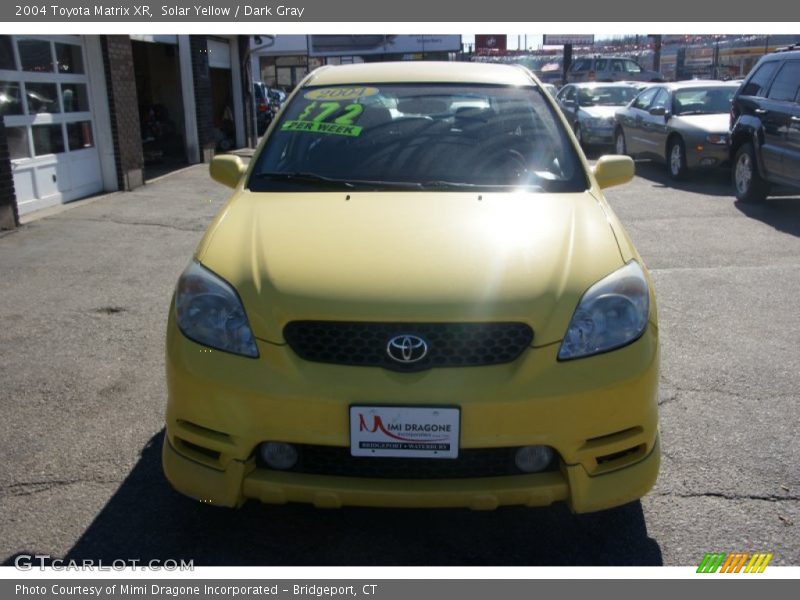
657;80;740;91
569;81;640;88
579;56;637;60
305;61;537;87
767;48;800;58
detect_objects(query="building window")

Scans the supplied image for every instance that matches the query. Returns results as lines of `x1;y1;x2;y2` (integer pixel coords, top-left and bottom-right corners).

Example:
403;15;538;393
61;83;89;112
26;82;60;113
55;43;84;74
18;39;54;73
6;126;30;159
67;121;94;151
32;123;64;155
0;81;24;116
0;36;16;70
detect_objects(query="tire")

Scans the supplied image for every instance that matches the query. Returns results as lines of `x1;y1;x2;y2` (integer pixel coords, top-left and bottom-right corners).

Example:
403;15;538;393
615;129;628;156
667;137;688;180
733;142;769;203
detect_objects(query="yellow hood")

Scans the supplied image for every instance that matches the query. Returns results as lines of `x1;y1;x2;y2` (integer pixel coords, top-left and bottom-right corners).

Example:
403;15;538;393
197;191;624;346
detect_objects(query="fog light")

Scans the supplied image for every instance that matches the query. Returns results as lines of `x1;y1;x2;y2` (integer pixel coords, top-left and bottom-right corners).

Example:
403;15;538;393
260;442;298;470
514;445;555;473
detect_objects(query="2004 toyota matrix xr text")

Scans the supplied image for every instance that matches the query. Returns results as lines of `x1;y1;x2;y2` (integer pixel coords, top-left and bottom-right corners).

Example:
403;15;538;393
163;62;661;513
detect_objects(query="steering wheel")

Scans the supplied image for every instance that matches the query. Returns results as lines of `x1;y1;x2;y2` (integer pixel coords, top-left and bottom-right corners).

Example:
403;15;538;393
478;148;530;182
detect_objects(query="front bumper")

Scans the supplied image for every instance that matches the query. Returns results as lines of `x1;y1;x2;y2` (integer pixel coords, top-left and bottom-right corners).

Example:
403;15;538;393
686;140;729;169
581;125;615;145
163;433;660;513
163;310;660;513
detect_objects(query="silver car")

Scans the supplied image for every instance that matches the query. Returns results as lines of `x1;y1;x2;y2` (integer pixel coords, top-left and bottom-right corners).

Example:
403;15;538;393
556;82;640;147
614;81;739;179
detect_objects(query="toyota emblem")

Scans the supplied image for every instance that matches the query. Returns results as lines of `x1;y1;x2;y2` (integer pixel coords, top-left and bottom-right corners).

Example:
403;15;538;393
386;335;428;363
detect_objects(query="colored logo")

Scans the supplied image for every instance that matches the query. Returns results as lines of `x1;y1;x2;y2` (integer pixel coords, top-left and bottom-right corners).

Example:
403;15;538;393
357;413;448;442
386;335;428;363
697;552;773;573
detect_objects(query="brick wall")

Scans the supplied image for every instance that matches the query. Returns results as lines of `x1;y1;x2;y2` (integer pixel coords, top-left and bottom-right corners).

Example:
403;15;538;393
0;119;19;229
190;36;215;162
101;36;144;190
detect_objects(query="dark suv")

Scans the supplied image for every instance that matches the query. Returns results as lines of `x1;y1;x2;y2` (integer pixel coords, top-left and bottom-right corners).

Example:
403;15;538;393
730;46;800;202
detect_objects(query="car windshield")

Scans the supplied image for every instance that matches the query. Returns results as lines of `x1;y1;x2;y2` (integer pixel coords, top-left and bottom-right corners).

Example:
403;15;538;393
249;83;587;192
577;86;639;106
673;87;735;115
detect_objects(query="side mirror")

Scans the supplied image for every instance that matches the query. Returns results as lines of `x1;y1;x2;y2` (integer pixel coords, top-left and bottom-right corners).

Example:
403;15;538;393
649;106;667;117
592;155;635;189
209;155;246;189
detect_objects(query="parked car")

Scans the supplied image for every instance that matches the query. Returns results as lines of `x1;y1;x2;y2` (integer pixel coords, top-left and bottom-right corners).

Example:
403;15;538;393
542;83;559;98
730;46;800;203
163;62;660;514
614;80;739;179
556;82;640;147
568;56;663;84
253;81;274;135
268;87;287;105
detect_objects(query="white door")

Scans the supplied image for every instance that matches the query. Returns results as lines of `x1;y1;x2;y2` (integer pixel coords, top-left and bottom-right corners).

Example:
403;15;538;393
1;36;103;216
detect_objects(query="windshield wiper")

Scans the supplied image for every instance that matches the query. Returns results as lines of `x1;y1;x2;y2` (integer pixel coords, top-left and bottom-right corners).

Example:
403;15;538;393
422;180;544;191
422;180;487;189
254;171;356;188
254;171;426;190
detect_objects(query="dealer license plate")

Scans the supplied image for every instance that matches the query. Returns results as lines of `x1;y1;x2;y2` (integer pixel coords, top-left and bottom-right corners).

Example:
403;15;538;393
349;406;460;459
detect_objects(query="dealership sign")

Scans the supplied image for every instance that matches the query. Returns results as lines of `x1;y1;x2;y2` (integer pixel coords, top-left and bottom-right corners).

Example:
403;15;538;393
543;35;595;46
309;35;462;57
475;35;508;52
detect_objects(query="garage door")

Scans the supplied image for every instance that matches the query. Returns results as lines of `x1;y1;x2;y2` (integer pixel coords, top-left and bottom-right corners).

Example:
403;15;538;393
1;36;103;215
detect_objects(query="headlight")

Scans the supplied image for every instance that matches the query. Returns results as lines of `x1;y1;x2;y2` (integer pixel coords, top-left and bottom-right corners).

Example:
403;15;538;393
558;261;650;360
175;261;259;358
706;134;728;145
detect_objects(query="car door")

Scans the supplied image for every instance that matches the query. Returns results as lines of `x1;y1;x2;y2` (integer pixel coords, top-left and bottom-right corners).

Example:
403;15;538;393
594;59;610;81
787;82;800;185
623;87;659;155
640;88;671;160
763;60;800;181
611;60;626;82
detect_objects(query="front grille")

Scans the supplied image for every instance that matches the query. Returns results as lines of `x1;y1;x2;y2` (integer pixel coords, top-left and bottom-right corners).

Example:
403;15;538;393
257;445;558;479
283;321;533;371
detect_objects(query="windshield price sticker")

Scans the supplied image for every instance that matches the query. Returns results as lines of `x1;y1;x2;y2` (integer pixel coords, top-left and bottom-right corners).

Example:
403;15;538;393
304;87;379;101
282;100;365;137
282;120;362;136
350;406;460;459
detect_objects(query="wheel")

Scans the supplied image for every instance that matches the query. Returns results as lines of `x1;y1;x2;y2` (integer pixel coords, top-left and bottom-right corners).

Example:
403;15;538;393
667;137;688;180
733;142;769;203
615;129;627;156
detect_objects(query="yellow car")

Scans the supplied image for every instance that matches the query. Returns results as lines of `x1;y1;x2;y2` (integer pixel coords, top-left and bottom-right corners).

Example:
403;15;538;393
163;62;660;513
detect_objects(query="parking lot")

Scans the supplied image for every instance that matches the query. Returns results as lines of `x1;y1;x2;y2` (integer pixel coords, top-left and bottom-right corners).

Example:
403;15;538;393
0;157;798;566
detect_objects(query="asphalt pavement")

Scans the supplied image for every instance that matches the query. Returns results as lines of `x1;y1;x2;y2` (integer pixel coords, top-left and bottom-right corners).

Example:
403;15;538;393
0;158;798;566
